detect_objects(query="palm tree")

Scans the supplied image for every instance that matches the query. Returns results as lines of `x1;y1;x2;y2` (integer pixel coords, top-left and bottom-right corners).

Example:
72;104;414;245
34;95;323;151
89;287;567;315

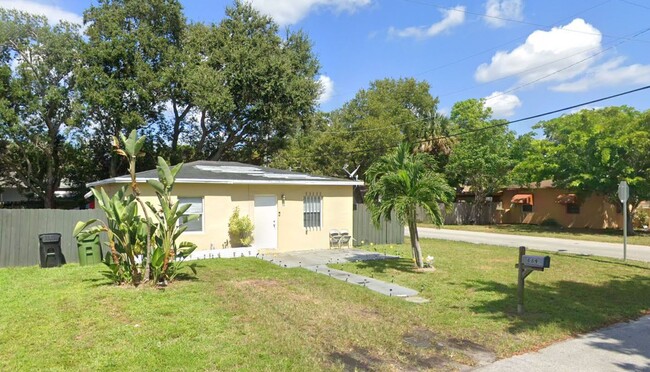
364;142;454;268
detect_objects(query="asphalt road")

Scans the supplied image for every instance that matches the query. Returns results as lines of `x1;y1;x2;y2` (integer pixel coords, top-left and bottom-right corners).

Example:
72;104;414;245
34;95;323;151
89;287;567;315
477;316;650;371
411;227;650;262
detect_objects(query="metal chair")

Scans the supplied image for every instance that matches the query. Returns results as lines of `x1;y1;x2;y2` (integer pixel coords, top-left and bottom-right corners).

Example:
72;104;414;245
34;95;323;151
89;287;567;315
329;229;342;248
338;229;352;248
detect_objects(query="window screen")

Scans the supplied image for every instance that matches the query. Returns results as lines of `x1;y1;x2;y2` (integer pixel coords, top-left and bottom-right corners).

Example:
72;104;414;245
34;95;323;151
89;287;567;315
178;197;203;232
303;193;322;229
566;203;580;214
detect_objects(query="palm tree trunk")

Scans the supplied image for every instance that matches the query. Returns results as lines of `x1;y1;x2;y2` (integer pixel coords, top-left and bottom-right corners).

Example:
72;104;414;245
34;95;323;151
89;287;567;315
407;213;424;268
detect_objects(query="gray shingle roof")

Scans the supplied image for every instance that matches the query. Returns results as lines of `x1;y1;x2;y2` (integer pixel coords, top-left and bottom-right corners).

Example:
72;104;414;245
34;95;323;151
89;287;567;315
87;161;363;187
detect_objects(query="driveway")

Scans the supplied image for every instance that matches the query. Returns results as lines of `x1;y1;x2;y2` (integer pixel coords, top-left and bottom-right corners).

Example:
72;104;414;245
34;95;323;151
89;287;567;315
411;227;650;263
477;315;650;371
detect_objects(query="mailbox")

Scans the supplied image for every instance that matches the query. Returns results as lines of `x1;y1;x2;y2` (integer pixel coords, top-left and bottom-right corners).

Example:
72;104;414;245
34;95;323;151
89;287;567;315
522;255;550;269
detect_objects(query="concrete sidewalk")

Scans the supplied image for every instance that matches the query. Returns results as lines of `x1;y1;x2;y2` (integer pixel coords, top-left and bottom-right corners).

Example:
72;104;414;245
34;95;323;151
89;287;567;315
478;315;650;371
412;227;650;262
259;249;422;300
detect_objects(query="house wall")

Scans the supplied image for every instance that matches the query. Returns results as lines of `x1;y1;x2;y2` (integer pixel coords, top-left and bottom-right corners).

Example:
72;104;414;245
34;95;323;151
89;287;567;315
500;188;622;228
100;183;354;252
0;187;27;203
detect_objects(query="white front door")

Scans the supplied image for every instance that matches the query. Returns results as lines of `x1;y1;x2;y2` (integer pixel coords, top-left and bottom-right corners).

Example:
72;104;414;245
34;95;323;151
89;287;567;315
254;195;278;249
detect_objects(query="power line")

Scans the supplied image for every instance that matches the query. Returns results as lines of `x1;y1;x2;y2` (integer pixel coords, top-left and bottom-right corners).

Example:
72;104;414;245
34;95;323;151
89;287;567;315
295;85;650;159
323;24;648;136
484;27;650;102
619;0;650;11
440;44;602;98
412;0;613;78
323;0;614;102
400;0;650;43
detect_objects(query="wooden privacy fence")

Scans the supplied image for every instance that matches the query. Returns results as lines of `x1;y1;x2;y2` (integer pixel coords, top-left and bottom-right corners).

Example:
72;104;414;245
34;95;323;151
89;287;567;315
353;203;404;246
0;209;106;268
416;202;499;225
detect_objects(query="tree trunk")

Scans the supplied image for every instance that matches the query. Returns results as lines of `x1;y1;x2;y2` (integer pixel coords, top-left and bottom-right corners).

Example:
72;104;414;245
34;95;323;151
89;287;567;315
627;204;636;236
170;102;192;163
408;211;424;268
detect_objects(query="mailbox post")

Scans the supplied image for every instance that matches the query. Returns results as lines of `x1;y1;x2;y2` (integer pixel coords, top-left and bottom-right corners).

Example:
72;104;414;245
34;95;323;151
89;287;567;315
516;246;550;315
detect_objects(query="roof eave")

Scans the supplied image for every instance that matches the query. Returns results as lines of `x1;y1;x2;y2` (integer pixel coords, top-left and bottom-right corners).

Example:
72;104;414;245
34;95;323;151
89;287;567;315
87;177;364;188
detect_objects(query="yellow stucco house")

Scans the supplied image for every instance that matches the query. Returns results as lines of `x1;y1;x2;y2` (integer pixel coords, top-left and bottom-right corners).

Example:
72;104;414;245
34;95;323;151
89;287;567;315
88;161;363;257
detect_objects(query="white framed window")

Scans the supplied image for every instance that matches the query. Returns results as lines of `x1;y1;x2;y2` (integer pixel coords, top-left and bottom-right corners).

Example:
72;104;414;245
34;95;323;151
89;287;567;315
303;193;322;229
178;197;203;232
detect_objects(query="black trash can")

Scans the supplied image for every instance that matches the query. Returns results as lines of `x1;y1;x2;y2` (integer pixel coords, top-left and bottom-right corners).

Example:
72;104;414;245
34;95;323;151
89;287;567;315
39;233;63;268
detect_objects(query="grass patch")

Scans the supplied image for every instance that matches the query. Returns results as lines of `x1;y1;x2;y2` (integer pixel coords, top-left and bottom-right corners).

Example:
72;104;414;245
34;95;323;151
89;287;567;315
424;223;650;246
1;240;649;370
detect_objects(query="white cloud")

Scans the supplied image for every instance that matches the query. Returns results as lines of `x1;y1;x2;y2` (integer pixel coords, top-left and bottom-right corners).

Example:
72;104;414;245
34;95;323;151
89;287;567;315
475;18;602;85
484;0;523;28
551;57;650;92
484;91;521;117
389;6;465;39
248;0;371;26
317;75;334;104
0;0;82;24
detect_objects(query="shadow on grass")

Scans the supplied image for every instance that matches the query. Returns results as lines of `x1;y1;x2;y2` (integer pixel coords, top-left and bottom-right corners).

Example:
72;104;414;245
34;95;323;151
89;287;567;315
81;264;205;287
558;253;650;271
352;257;418;274
465;274;650;335
82;277;113;287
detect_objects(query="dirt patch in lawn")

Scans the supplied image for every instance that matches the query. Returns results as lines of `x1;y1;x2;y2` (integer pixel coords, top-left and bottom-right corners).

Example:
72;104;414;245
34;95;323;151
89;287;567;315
330;347;385;371
328;327;490;371
402;328;496;368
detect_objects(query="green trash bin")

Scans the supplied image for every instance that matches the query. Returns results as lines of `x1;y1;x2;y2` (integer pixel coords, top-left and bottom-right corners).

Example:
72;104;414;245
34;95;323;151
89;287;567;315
77;235;102;266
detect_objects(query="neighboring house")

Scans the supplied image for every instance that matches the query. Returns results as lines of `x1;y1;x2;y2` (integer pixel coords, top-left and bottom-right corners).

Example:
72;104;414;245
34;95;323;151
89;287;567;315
0;176;79;208
0;180;27;204
497;180;623;229
87;161;363;253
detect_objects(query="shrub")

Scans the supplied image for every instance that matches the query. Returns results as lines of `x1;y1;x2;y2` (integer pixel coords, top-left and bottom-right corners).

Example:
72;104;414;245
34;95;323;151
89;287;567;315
633;209;649;229
540;218;562;228
228;207;254;247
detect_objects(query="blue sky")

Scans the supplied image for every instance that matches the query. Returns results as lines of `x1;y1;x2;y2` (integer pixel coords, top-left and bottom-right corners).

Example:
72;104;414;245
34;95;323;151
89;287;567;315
4;0;650;134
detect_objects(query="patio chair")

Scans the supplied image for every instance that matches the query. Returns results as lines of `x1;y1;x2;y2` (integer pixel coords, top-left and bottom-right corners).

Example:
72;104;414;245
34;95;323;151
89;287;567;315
329;229;342;248
338;229;352;248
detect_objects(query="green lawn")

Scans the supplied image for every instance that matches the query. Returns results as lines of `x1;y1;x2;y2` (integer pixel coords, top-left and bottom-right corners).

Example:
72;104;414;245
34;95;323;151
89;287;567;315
423;223;650;246
1;240;650;370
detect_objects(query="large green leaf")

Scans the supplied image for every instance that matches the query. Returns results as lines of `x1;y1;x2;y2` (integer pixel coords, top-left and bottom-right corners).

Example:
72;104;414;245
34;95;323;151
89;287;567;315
146;179;166;195
177;241;197;258
157;157;174;186
73;219;100;237
151;247;165;269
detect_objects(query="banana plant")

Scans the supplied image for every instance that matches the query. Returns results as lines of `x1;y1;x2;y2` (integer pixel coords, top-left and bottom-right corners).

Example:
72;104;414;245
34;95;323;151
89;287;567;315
74;186;148;284
146;156;198;284
113;130;154;282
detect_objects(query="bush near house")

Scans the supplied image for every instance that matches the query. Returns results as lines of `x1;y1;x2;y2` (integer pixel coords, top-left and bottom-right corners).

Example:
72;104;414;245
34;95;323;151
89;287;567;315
228;207;254;247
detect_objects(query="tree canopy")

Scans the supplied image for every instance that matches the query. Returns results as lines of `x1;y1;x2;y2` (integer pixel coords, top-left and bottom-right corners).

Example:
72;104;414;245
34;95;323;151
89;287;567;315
273;77;450;179
0;1;323;206
0;9;82;207
445;99;516;221
516;106;650;213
